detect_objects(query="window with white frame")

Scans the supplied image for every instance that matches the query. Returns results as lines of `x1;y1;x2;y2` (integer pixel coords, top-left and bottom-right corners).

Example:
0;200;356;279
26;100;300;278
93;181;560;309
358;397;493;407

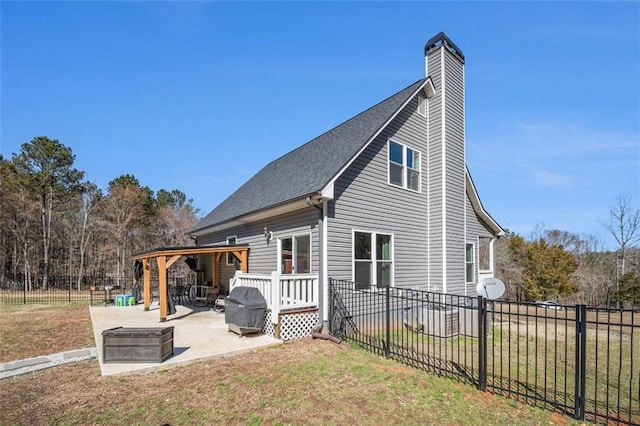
354;231;393;289
388;140;421;192
279;234;311;274
466;243;475;283
226;236;237;265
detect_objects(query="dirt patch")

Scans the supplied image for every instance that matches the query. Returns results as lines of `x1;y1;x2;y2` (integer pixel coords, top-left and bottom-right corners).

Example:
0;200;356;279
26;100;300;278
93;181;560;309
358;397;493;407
0;304;93;362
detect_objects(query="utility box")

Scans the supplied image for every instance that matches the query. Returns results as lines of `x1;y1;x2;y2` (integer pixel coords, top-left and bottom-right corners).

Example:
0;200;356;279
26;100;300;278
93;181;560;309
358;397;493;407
102;327;174;363
419;308;459;338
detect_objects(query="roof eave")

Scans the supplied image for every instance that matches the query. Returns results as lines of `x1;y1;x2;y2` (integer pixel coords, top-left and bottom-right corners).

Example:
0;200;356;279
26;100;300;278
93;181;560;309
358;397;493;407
188;193;322;237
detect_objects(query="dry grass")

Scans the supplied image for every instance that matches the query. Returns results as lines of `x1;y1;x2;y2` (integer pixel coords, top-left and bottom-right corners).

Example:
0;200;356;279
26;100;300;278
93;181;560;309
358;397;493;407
0;304;589;426
0;304;94;362
0;339;587;426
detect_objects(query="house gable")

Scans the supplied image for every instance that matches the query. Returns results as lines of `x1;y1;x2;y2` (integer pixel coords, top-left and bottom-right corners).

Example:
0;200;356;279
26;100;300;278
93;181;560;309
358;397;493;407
327;92;432;287
191;78;434;235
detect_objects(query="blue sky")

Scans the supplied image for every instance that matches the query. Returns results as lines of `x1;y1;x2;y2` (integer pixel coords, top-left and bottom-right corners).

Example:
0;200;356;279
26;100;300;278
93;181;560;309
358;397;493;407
1;2;638;249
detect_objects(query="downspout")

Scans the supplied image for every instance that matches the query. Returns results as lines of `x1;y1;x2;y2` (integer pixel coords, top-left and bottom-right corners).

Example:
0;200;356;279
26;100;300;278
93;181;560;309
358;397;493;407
306;197;327;332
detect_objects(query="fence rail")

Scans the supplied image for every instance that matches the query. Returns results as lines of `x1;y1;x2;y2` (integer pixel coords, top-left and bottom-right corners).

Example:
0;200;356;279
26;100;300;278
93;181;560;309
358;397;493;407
0;274;140;305
329;279;640;425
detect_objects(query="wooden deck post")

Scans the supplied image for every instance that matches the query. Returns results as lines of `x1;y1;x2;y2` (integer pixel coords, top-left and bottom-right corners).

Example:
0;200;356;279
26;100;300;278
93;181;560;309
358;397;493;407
271;271;281;324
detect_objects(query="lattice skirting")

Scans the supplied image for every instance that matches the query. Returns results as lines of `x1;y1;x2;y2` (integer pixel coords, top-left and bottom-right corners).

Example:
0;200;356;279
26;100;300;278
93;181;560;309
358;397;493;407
261;310;276;337
260;309;319;341
280;310;319;341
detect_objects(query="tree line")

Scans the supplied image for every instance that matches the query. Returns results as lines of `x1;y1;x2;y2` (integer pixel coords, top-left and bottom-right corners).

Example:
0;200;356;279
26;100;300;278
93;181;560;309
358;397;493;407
496;197;640;308
1;136;638;307
1;136;199;290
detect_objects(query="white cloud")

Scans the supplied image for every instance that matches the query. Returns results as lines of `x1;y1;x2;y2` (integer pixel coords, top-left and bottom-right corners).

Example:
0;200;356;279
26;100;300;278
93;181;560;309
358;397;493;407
528;167;576;189
468;118;638;190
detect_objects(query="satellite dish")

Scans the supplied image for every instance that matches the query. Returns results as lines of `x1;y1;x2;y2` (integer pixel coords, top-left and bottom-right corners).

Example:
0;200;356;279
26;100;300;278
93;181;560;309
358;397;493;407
476;277;505;300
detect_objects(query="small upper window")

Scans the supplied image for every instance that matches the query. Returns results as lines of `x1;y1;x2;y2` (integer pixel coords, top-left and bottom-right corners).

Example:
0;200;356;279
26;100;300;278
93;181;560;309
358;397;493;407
388;140;421;192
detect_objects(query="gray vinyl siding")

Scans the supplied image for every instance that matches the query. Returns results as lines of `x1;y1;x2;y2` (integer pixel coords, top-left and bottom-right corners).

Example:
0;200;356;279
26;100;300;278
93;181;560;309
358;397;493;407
426;45;468;294
427;48;443;292
197;207;319;289
443;51;466;295
328;94;430;289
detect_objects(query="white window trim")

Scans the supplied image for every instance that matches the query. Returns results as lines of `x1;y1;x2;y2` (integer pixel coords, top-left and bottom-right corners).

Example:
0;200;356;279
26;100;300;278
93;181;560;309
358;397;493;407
277;232;312;274
352;229;395;288
465;243;475;284
387;139;421;193
226;235;237;265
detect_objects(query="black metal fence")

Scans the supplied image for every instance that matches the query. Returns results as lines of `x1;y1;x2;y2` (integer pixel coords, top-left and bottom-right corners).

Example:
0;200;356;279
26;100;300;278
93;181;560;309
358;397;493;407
329;279;640;425
0;275;134;305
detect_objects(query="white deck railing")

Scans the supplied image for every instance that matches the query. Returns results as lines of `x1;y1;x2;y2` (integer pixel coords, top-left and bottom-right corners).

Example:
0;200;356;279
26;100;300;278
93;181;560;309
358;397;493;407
230;271;319;324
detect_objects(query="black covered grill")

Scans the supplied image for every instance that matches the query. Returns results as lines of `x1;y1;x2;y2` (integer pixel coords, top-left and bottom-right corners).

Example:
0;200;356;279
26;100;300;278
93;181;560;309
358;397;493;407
225;286;267;337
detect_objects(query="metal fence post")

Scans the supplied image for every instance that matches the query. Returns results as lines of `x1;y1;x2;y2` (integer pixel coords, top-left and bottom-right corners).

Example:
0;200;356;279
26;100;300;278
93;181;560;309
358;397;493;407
384;285;391;358
478;295;487;391
574;304;587;420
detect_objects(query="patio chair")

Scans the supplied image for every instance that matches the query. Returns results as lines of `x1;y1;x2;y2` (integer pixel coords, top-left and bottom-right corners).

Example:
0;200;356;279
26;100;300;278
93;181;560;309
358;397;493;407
210;287;226;312
172;285;186;304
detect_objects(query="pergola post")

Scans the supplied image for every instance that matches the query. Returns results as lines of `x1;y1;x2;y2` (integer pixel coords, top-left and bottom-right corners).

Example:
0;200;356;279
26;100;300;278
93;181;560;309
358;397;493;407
158;256;167;322
239;250;248;273
212;253;218;288
143;259;150;311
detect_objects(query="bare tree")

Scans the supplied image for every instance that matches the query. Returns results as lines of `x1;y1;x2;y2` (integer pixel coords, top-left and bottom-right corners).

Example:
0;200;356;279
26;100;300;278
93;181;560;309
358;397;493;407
75;183;102;289
602;194;640;305
99;181;147;283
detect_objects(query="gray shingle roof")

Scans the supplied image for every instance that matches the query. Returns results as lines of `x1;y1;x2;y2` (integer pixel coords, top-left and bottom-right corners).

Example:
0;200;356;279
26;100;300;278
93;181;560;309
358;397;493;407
191;78;427;233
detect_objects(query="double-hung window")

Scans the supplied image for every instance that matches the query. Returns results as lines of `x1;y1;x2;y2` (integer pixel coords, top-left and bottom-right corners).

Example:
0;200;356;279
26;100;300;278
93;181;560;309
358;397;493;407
465;243;475;283
389;140;421;192
354;231;393;290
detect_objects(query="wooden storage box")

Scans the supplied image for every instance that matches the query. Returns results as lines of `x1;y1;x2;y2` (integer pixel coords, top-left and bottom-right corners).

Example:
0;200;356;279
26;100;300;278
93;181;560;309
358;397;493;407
102;326;174;363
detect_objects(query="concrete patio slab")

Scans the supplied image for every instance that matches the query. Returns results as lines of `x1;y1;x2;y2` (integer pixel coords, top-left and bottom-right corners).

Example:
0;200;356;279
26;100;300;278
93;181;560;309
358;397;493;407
90;302;281;376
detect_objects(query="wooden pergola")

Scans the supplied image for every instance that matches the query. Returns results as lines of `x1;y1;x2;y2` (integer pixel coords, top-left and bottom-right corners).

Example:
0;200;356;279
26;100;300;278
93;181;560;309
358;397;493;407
132;245;249;322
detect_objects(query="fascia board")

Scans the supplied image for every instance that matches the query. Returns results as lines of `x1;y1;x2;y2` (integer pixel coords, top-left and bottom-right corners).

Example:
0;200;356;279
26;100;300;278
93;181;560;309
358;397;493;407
466;167;504;236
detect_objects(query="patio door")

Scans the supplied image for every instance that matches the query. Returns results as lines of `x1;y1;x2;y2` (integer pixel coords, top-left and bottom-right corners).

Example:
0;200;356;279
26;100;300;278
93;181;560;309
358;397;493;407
280;234;311;274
